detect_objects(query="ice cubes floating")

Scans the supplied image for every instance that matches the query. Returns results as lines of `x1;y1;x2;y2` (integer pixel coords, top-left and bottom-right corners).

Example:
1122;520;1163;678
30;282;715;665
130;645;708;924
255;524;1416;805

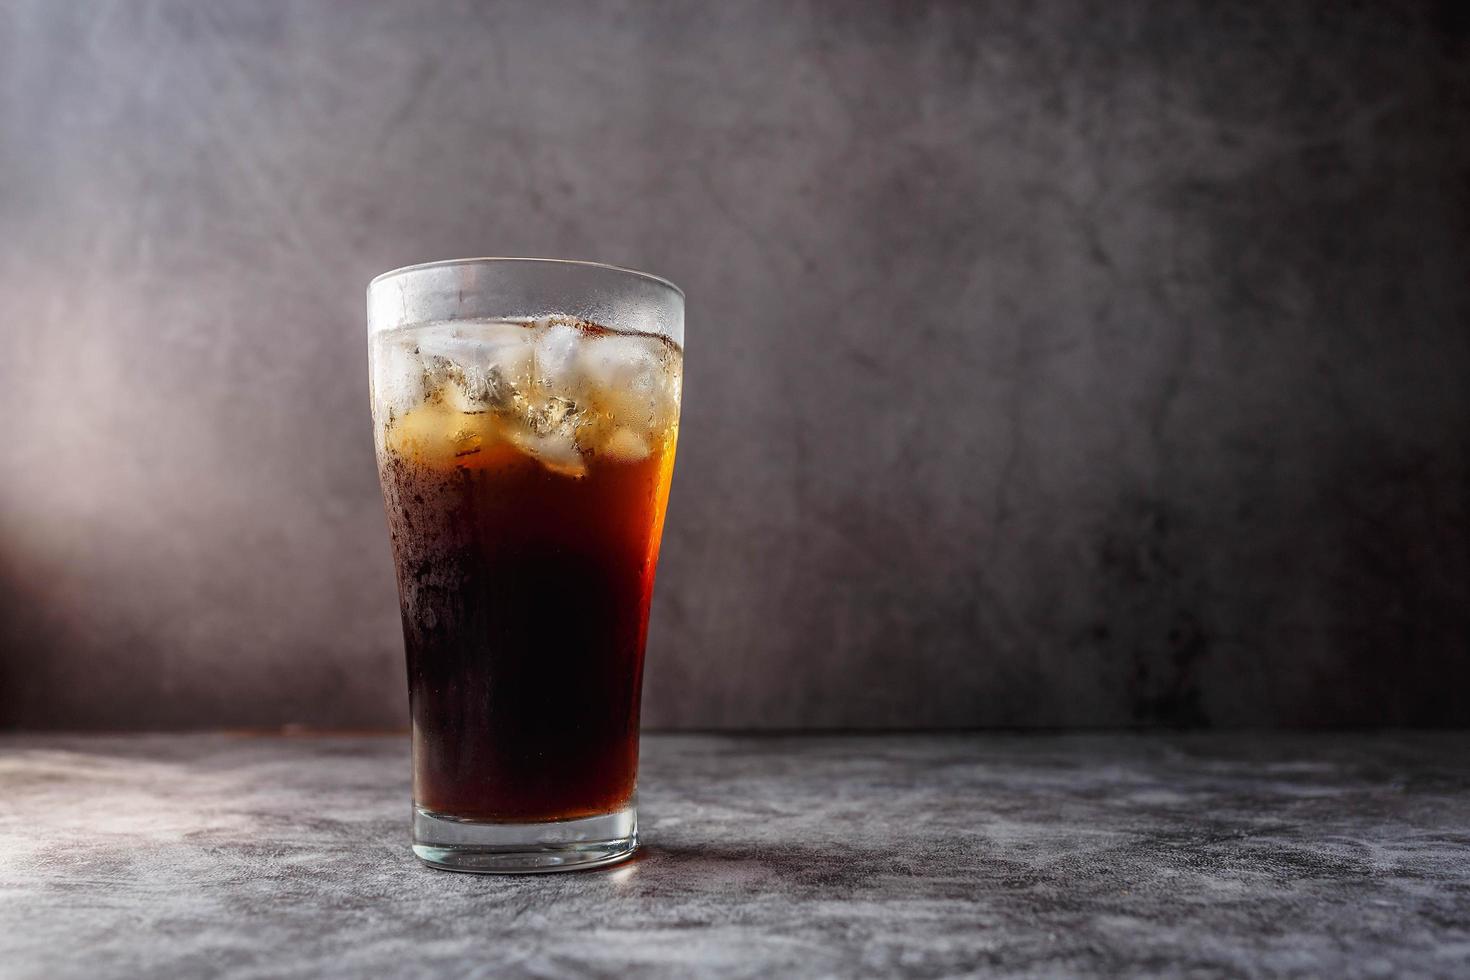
372;317;682;477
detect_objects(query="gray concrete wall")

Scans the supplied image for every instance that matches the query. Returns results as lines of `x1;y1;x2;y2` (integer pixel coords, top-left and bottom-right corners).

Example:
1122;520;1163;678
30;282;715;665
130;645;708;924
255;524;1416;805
1;1;1466;730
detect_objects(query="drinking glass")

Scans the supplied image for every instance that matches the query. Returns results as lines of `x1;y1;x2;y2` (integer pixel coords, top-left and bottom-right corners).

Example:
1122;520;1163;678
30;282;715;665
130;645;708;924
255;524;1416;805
367;258;683;872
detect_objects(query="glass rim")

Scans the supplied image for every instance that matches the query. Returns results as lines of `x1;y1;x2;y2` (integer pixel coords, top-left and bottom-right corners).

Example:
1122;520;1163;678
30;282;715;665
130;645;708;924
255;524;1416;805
368;256;685;299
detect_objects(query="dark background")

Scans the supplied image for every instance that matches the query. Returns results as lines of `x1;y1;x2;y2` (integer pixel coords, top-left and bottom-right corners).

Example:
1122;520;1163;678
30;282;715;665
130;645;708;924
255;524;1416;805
1;1;1466;730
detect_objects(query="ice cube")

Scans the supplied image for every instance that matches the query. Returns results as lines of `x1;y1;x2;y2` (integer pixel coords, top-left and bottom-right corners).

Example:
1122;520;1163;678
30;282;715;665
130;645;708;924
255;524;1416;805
581;333;682;426
412;319;531;364
419;354;460;401
599;426;652;463
371;334;427;420
578;332;663;392
409;320;536;414
385;401;445;459
531;394;581;436
508;427;587;478
533;322;582;391
484;328;535;384
384;400;500;464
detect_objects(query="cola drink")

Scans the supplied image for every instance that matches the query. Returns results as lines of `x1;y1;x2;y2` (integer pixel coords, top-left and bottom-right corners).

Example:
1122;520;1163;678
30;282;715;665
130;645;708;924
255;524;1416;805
368;279;683;873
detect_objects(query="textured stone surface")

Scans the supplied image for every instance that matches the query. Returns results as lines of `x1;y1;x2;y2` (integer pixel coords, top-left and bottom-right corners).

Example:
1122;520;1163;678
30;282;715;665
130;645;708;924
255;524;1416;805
2;733;1469;978
0;2;1468;729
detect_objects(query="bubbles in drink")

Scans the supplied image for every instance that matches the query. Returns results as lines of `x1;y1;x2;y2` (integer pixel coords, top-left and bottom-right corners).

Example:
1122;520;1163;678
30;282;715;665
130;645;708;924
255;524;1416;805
370;316;681;475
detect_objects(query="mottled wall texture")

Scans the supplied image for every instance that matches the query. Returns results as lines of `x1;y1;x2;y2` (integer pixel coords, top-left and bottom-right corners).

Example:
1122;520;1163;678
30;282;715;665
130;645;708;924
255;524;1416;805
1;2;1466;730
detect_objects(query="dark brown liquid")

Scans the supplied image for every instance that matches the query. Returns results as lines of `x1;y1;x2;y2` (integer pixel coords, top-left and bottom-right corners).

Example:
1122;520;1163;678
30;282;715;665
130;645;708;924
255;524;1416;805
380;431;676;822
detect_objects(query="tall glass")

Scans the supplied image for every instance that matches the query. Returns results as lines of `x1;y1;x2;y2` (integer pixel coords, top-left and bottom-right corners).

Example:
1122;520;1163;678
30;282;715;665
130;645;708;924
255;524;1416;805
367;258;683;873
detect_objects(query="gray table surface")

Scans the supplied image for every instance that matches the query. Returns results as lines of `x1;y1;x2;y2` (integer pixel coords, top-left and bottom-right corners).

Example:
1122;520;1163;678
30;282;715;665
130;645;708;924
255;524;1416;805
2;733;1467;978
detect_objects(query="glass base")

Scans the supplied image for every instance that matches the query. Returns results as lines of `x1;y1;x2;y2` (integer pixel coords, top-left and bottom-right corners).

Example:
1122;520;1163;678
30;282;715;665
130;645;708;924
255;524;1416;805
412;804;637;874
